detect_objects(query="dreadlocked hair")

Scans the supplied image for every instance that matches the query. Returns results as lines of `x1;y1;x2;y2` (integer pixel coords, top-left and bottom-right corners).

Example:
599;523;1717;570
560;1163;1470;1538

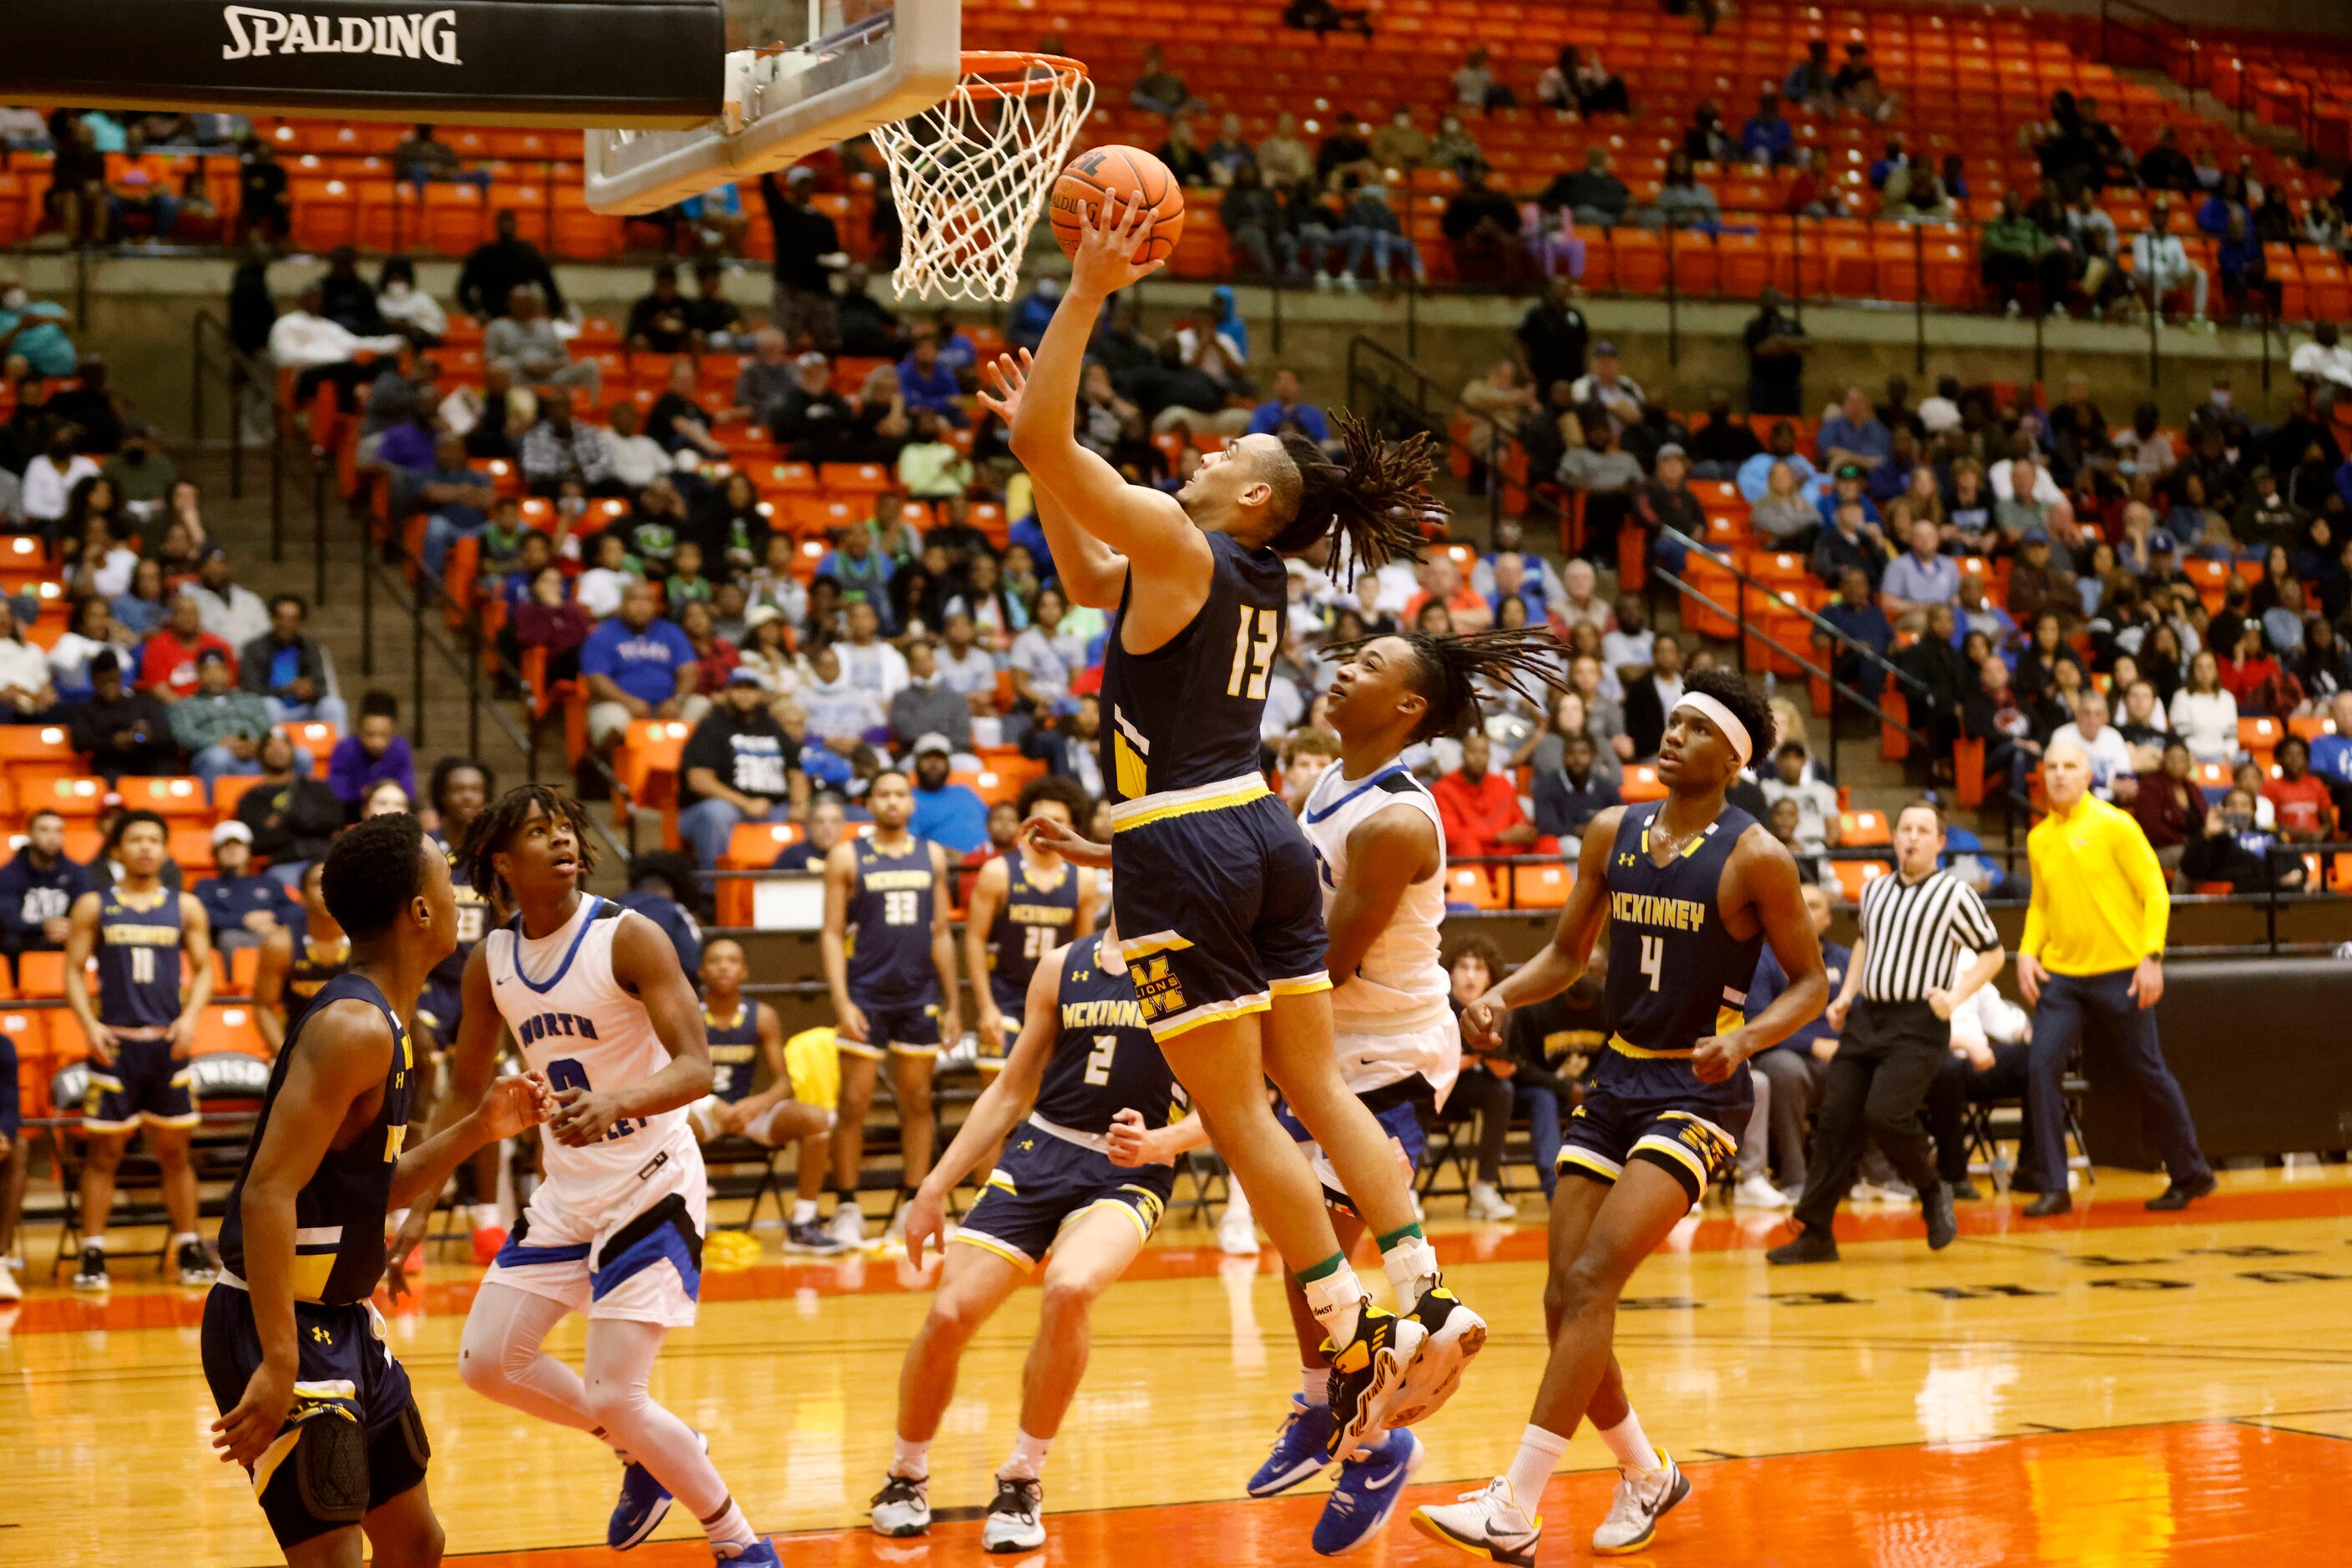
458;784;600;903
1267;409;1449;576
1327;626;1571;741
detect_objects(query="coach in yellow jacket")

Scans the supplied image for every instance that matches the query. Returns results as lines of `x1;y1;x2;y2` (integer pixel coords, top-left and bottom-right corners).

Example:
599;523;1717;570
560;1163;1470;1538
2014;741;2213;1216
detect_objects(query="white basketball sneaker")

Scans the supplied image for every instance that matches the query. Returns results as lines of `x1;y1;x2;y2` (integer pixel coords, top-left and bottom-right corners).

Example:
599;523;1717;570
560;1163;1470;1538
1591;1451;1690;1555
1410;1476;1541;1567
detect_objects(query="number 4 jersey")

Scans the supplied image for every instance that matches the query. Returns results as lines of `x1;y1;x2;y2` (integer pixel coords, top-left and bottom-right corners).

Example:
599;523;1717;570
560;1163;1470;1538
1598;802;1765;1117
483;894;700;1216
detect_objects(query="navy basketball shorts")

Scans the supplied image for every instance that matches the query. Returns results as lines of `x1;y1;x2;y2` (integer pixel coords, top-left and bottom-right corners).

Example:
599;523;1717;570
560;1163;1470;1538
1109;786;1329;1044
1277;1075;1434;1216
1558;1086;1744;1206
84;1037;198;1133
956;1121;1176;1272
200;1284;427;1548
837;992;943;1060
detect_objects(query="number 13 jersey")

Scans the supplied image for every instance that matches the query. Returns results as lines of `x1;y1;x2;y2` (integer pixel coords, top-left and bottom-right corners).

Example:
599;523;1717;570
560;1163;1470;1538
1600;802;1763;1115
1098;529;1285;804
484;894;697;1214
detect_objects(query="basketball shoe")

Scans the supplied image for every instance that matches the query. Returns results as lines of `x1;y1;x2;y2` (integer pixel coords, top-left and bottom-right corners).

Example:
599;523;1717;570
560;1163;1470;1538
1313;1429;1422;1555
610;1432;705;1549
1389;1284;1485;1427
869;1473;930;1536
1591;1450;1690;1555
981;1476;1044;1553
1410;1476;1542;1567
1247;1395;1338;1495
1322;1304;1425;1462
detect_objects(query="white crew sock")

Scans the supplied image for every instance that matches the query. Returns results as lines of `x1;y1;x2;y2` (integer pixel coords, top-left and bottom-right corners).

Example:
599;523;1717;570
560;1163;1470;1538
81;1236;104;1253
792;1199;819;1226
1299;1260;1366;1348
891;1434;931;1479
1503;1423;1569;1513
1379;1235;1443;1309
1596;1411;1662;1474
699;1497;756;1552
1299;1366;1330;1407
169;1231;199;1250
999;1428;1053;1482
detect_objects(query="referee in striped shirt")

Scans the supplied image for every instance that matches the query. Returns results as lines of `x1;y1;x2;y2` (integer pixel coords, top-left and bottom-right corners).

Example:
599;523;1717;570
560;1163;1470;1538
1769;799;2003;1264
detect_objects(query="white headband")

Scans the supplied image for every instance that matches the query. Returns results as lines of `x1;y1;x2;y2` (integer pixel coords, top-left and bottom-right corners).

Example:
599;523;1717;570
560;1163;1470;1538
1671;691;1753;767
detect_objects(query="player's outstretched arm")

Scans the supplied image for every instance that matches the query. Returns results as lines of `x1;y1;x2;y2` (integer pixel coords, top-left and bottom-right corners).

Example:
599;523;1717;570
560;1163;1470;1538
550;911;714;1145
1694;827;1830;1084
977;350;1128;611
1007;200;1207;592
903;954;1060;1266
210;999;394;1467
387;940;509;1292
1325;803;1441;986
1021;813;1109;868
389;1071;559;1210
1472;808;1625;1046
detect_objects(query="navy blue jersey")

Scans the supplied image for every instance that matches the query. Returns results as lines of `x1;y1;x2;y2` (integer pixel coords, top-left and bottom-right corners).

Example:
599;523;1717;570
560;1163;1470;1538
1598;802;1764;1112
1030;935;1182;1136
704;1003;761;1103
986;855;1082;1013
282;912;350;1031
846;837;938;1006
428;832;491;991
217;974;414;1305
1099;529;1287;803
94;886;183;1029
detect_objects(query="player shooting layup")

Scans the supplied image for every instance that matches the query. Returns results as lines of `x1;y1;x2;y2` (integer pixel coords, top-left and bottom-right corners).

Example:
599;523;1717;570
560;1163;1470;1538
985;193;1479;1462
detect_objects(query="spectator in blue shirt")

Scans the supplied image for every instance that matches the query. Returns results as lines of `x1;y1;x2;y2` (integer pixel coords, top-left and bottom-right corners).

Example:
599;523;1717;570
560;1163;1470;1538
0;808;89;964
580;579;702;750
906;733;988;854
1741;880;1849;1201
1737;420;1818;503
0;279;79;377
1866;135;1909;190
1740;90;1795;167
815;522;894;627
1246;368;1331;443
2309;690;2352;818
1813;463;1882;530
1818;564;1894;698
1815;384;1892;469
895;331;966;427
194;820;296;953
1879;514;1961;630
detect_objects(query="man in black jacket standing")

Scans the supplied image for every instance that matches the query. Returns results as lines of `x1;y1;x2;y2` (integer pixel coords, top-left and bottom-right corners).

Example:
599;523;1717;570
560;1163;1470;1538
456;209;564;321
761;165;846;352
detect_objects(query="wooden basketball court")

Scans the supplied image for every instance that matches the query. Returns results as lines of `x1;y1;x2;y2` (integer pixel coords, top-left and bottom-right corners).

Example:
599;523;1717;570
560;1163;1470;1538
7;1167;2349;1566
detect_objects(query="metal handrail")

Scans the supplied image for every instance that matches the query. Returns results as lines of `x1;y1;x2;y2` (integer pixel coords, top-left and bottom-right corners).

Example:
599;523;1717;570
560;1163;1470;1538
1657;522;1929;699
188;310;289;557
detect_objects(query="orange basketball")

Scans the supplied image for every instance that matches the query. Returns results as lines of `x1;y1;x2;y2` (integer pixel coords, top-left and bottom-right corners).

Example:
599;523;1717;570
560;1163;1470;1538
1049;144;1186;264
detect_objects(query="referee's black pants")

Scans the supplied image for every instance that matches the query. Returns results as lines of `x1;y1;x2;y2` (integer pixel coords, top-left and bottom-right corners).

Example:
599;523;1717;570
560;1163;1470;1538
1791;999;1949;1235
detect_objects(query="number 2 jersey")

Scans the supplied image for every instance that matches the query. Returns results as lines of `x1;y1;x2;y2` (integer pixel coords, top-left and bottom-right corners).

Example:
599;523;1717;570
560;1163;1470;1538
483;894;699;1215
1029;933;1182;1139
1600;802;1765;1115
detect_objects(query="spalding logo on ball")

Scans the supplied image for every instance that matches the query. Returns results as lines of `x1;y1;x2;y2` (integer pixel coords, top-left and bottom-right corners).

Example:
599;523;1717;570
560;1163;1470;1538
1050;144;1186;263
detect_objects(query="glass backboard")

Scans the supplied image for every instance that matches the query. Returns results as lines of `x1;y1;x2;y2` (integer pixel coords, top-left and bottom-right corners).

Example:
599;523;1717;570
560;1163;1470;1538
583;0;960;215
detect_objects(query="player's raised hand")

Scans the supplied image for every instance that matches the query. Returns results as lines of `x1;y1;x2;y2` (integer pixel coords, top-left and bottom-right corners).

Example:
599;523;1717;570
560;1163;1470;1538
901;1182;949;1268
1021;813;1110;868
1692;1032;1748;1084
1459;998;1505;1053
975;349;1034;423
1069;194;1166;296
478;1071;559;1141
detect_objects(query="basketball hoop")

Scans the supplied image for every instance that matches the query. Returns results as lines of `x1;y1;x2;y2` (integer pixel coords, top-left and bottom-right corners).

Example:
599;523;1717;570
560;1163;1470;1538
871;51;1092;302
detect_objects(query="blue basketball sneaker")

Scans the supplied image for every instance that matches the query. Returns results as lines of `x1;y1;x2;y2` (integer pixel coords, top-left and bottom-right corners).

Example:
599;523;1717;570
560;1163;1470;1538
609;1432;706;1550
1313;1429;1424;1556
716;1537;781;1565
1248;1395;1339;1496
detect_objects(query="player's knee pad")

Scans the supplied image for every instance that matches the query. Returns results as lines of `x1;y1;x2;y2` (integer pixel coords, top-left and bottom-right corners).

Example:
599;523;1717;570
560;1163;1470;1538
257;1415;369;1544
364;1399;432;1513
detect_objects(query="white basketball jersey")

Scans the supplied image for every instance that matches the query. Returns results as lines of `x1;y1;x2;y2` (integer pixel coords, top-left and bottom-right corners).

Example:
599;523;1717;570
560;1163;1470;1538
485;895;699;1214
1300;761;1455;1090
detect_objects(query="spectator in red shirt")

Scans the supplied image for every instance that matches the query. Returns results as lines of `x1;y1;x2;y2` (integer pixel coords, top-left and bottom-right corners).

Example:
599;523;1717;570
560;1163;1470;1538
2262;734;2335;842
1431;730;1536;861
139;589;236;701
1403;554;1495;634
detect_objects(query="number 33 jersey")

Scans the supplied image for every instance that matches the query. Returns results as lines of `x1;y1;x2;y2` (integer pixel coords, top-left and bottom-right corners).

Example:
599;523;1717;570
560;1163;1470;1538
484;894;697;1214
1600;802;1764;1114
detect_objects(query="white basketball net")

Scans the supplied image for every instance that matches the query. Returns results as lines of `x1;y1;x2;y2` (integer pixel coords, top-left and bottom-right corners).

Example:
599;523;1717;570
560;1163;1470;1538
871;53;1093;302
